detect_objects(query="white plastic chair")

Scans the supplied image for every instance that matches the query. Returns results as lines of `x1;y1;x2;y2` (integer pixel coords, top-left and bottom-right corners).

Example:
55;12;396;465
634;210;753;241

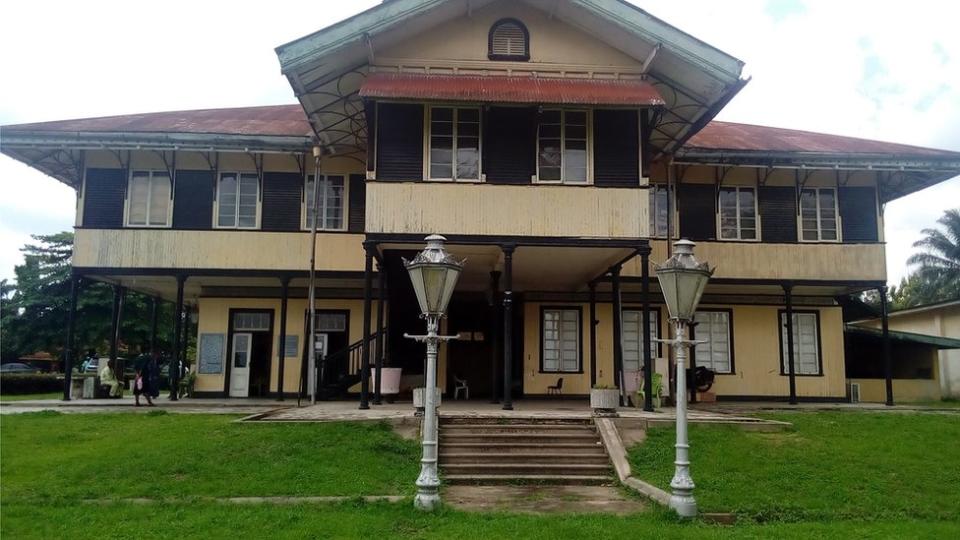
454;375;469;400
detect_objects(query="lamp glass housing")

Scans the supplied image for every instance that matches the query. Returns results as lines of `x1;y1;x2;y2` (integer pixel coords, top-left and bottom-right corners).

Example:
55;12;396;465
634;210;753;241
404;235;464;317
655;239;714;322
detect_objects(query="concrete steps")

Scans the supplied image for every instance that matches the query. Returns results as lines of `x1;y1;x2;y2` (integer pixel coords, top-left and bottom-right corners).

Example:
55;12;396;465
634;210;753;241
439;416;614;486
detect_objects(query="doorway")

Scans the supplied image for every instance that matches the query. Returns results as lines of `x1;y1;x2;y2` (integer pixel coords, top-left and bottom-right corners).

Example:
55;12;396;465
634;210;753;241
225;310;274;398
445;292;495;398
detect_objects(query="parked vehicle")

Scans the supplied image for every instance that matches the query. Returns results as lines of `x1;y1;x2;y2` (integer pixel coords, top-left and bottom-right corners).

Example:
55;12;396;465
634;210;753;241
0;362;41;374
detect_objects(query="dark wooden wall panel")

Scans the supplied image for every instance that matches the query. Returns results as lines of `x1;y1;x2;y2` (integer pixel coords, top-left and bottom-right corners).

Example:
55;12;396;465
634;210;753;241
348;174;366;233
261;172;302;231
375;103;423;181
484;106;537;184
839;186;879;242
82;168;126;228
172;170;214;229
593;109;639;187
678;183;716;240
759;186;797;242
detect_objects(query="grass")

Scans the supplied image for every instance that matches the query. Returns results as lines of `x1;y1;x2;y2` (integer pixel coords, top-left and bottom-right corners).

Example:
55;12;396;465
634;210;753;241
2;501;958;539
2;411;959;538
628;411;960;522
0;392;62;402
0;412;419;500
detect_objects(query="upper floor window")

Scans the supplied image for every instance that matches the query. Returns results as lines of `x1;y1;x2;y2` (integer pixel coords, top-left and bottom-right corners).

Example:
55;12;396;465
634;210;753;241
488;19;529;61
217;172;258;229
538;110;588;184
718;186;757;240
800;188;838;242
304;174;345;231
429;107;480;181
649;184;671;238
126;170;171;227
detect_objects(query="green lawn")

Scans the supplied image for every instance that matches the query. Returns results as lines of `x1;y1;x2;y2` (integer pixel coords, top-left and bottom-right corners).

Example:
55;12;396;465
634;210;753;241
0;411;419;499
629;411;960;522
0;392;62;402
2;411;959;538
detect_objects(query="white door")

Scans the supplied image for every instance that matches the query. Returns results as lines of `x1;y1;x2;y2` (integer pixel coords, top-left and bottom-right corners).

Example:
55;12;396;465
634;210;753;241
230;333;252;397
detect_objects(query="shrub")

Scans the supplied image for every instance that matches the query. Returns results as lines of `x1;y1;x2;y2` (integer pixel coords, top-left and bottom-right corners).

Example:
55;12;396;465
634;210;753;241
0;374;63;395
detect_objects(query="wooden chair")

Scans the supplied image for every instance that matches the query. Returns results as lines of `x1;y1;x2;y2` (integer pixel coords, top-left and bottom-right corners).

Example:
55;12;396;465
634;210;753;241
547;377;564;395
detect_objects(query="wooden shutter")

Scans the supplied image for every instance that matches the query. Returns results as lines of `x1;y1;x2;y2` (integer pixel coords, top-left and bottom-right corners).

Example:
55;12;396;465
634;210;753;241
375;103;423;181
484;106;536;184
593;109;639;187
678;183;716;240
839;187;879;242
82;168;126;228
348;174;366;233
759;186;797;242
172;170;214;229
261;172;303;231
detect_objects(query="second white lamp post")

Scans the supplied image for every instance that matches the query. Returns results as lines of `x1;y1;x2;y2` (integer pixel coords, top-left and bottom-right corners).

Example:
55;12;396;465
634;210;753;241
655;239;714;518
404;234;464;511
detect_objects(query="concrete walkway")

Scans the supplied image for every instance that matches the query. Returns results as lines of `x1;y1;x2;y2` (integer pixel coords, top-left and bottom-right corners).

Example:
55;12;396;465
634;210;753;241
0;395;287;415
443;485;646;515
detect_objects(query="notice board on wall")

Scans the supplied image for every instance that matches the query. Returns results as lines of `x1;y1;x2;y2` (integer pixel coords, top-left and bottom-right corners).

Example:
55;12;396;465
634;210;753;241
198;333;225;374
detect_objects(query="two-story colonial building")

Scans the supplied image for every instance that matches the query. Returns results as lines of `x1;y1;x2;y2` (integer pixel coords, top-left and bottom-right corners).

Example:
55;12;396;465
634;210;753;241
3;0;959;405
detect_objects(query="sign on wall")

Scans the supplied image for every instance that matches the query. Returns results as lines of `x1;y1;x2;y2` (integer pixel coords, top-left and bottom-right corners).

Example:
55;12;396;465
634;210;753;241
198;333;225;374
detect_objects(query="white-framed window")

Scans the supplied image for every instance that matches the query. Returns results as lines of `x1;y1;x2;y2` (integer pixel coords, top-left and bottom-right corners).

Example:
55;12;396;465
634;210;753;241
537;109;589;183
780;312;821;375
542;308;580;373
233;312;271;331
304;175;345;231
648;184;670;238
126;170;171;227
216;172;259;229
622;309;660;371
429;107;481;181
692;311;733;374
718;186;758;240
799;188;839;242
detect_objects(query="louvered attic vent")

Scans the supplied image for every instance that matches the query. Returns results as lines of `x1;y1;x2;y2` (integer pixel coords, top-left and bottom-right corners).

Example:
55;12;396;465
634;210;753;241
488;19;529;61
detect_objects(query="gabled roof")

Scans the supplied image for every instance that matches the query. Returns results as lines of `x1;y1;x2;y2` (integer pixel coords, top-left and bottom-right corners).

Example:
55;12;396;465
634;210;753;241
275;0;749;159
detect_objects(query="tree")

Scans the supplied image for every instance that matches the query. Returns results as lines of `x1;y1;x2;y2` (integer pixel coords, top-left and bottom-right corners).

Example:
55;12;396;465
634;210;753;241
906;208;960;304
1;232;175;364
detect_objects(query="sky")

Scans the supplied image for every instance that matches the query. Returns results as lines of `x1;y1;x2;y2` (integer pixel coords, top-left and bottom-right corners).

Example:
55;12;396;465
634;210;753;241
1;0;958;286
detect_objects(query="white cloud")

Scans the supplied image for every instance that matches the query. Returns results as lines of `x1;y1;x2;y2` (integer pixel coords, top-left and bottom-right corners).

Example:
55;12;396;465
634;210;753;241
1;0;957;284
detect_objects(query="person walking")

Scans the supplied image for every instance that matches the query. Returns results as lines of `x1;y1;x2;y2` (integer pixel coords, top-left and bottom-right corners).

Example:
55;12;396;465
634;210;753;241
134;353;158;407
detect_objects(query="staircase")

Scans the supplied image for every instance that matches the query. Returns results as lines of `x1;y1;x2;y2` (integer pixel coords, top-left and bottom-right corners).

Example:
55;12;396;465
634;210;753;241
439;416;614;485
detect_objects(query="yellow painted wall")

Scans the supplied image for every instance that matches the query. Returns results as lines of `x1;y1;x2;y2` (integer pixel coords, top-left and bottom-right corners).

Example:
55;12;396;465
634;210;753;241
367;182;648;238
851;378;941;403
74;229;365;271
194;297;380;395
381;1;642;68
624;240;887;282
520;302;847;398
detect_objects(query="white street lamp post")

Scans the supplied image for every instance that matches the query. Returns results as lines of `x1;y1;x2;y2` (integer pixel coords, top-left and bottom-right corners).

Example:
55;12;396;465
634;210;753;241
655;239;714;518
403;235;464;511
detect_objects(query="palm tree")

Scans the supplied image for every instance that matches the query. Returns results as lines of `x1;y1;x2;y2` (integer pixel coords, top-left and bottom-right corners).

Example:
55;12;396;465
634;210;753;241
906;208;960;303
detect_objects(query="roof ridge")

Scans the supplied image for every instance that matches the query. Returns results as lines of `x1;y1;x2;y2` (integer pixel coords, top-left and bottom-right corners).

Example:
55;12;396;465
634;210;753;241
3;104;304;130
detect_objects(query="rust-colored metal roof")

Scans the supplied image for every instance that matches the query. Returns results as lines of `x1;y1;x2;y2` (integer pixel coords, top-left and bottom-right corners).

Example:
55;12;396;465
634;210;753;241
687;120;960;158
358;72;666;106
2;104;312;137
4;104;958;160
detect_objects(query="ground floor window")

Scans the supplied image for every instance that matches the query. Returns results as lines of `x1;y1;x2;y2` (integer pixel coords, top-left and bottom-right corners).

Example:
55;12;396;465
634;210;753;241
622;309;660;371
692;310;733;374
779;311;821;375
541;307;580;372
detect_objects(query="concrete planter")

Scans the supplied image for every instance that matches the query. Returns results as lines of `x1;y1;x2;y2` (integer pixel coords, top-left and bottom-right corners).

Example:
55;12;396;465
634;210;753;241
590;388;620;417
413;387;442;417
376;367;403;395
